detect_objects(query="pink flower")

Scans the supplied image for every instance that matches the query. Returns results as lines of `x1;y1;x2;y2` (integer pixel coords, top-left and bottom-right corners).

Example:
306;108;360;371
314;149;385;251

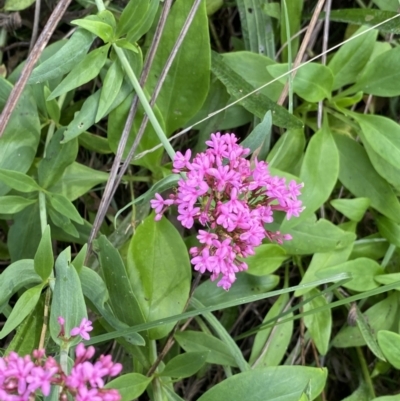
70;317;93;341
151;132;304;290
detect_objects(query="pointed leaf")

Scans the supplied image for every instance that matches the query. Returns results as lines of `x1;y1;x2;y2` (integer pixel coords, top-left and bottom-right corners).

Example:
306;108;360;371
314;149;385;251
0;168;41;193
160;351;208;378
0;196;37;214
34;225;53;281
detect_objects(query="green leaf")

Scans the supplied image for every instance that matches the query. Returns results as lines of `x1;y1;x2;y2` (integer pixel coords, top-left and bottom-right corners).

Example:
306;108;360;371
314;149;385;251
333;133;400;223
116;0;150;37
333;293;398;348
317;257;383;292
286;121;339;228
295;244;354;297
174;331;238;367
29;29;95;84
105;373;151;401
71;18;114;43
303;289;331;355
375;273;400;289
49;248;87;345
38;128;79;189
328;26;377;90
281;218;356;255
0;259;42;307
0;196;37;214
376;215;400;248
48;207;79;238
44;86;60;123
8;204;41;261
197;366;327;401
5;296;43;356
96;60;124;122
267;62;334;102
79;131;112;154
353;113;400;187
246;244;287;276
267;128;305;174
279;0;303;61
0;283;44;339
145;0;210;135
127;215;191;339
212;52;302;129
249;293;293;367
96;236;145;327
126;0;159;43
47;162;108;201
160;351;208;378
34;225;53;281
48;44;110;100
328;9;400;34
194;273;279;307
240;110;272;156
0;168;41;193
47;193;83;224
222;51;283;101
330;198;371;222
378;330;400;369
355;46;400;96
4;0;34;10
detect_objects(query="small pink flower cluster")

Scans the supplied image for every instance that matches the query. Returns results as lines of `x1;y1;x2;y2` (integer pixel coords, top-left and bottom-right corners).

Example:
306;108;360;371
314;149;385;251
0;319;122;401
151;133;304;290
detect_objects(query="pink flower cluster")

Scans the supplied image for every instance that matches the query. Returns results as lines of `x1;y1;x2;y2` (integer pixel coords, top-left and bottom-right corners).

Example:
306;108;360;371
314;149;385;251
0;319;122;401
151;133;304;290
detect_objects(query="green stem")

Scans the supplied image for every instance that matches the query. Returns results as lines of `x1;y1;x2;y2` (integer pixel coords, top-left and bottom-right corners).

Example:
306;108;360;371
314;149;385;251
356;346;376;398
113;45;176;161
149;340;164;401
38;191;47;234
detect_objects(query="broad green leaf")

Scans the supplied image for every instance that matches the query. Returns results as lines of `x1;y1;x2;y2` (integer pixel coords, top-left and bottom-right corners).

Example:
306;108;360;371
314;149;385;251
34;225;53;281
378;330;400;369
249;293;293;367
126;0;160;43
281;218;356;255
328;26;377;90
376;215;400;248
317;258;383;292
8;204;41;261
375;273;400;289
160;351;208;378
197;366;327;401
267;62;334;102
0;283;44;339
174;331;238;367
108;93;166;170
194;273;279;307
212;52;302;129
246;244;287;276
49;44;110;100
237;0;275;57
240;110;272;156
328;9;400;34
353;113;400;187
48;207;79;238
96;60;124;121
0;88;40;196
295;244;353;296
285;121;338;228
105;373;151;401
146;0;210;135
79;132;111;154
127;215;191;339
0;196;36;214
71;18;114;43
303;289;331;355
355;46;400;96
372;0;399;11
0;169;41;193
0;259;42;307
49;248;87;345
5;296;43;356
29;29;95;84
267;128;305;174
4;0;33;10
47;193;83;224
373;396;400;401
38;128;79;189
330;198;371;222
333;133;400;223
96;236;145;327
333;293;398;348
116;0;150;37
